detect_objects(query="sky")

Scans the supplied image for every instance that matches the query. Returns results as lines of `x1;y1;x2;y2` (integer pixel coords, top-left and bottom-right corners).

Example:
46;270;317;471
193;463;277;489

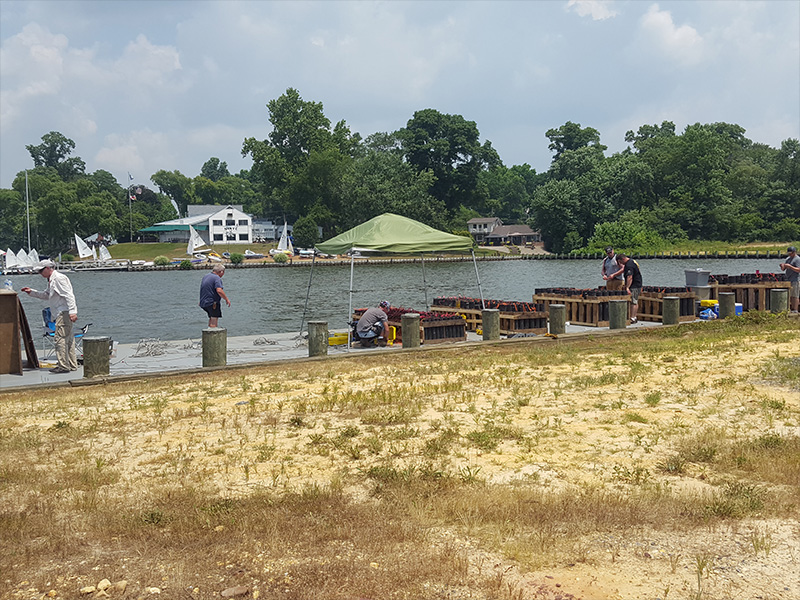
1;0;798;191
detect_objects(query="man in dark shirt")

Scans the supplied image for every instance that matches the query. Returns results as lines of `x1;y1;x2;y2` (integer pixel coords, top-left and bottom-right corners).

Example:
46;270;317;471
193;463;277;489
617;253;642;324
199;264;230;327
356;301;390;346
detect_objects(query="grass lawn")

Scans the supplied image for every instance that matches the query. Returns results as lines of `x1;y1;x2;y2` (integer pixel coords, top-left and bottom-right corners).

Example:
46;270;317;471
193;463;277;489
2;313;799;600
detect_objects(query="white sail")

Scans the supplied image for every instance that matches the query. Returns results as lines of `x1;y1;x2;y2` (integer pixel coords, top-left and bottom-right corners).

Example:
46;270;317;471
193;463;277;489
187;225;206;255
99;245;112;261
17;249;31;267
5;249;18;269
277;222;293;253
74;234;93;258
276;223;288;251
29;249;39;263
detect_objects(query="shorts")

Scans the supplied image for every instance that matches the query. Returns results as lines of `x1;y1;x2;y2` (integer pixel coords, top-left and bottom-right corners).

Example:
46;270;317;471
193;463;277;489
358;321;385;339
202;302;222;318
791;280;799;299
630;287;641;304
606;279;624;291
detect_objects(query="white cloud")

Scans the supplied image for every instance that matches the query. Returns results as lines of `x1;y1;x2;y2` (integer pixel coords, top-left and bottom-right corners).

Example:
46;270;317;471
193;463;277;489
0;23;67;125
567;0;618;21
639;4;705;66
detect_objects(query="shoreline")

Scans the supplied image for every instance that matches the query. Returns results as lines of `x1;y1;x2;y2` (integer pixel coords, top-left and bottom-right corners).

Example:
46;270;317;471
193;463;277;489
4;249;789;275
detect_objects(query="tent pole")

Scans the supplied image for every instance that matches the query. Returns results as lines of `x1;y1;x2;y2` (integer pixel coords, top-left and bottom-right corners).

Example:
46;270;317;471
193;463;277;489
420;252;429;311
347;253;355;351
298;253;316;336
471;249;485;309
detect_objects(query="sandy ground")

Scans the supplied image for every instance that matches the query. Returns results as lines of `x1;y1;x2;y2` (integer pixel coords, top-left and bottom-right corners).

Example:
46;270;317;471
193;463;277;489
3;325;799;599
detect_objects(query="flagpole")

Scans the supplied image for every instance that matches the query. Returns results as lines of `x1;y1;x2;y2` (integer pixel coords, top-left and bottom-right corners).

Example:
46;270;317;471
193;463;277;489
128;172;133;242
25;170;31;252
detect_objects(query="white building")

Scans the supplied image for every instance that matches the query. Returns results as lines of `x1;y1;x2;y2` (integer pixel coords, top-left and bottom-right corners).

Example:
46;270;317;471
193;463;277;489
140;205;253;244
467;217;503;243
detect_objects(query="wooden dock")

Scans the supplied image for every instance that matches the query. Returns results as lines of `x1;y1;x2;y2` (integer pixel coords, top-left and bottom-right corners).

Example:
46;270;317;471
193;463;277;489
637;290;697;323
709;281;791;312
430;306;548;335
531;293;630;328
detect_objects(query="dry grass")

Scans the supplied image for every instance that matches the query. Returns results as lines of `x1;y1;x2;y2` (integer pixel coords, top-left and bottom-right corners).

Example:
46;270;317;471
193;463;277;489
2;314;799;599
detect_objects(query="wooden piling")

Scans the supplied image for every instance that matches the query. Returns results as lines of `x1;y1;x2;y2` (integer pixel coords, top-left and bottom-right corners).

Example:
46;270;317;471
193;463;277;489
202;327;227;367
482;309;500;341
662;296;680;325
718;292;736;319
308;321;328;357
609;300;627;330
401;313;421;348
83;336;110;378
549;304;566;335
770;288;789;313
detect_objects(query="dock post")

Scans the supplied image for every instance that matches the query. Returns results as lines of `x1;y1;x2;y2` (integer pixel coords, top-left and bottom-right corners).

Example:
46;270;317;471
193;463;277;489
718;292;736;319
609;300;628;329
549;304;566;335
662;296;680;325
770;288;789;314
482;309;500;340
202;327;227;367
308;321;328;357
83;336;110;378
401;313;421;348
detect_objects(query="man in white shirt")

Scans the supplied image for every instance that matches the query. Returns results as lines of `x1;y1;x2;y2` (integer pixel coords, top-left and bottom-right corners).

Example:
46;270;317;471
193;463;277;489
21;259;79;373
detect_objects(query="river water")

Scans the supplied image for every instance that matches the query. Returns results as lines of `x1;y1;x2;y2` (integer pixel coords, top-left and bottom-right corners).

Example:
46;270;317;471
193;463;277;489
11;258;785;344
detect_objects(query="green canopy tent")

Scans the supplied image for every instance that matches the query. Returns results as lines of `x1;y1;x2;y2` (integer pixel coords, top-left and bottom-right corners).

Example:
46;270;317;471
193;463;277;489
300;213;485;344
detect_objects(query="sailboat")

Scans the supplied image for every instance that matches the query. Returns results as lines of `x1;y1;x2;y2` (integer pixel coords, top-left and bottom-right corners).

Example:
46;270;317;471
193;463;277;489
269;222;294;256
74;234;94;259
3;249;19;274
99;245;112;262
187;225;207;255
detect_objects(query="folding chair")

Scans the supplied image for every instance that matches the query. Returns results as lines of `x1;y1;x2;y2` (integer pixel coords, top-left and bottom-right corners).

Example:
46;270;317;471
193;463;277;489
41;308;92;362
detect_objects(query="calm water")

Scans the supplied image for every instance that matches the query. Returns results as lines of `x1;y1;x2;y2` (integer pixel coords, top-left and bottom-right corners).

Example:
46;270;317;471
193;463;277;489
12;258;784;343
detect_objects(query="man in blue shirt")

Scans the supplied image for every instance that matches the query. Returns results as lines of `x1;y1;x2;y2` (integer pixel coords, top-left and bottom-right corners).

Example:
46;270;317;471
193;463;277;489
199;264;230;327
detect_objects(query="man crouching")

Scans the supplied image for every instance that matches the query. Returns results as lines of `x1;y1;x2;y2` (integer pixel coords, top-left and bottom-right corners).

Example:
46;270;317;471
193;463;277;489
356;301;390;347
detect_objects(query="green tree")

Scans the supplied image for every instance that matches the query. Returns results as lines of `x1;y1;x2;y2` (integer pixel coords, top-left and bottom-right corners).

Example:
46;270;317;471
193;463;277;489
545;121;606;161
25;131;86;181
243;88;358;224
292;215;319;249
398;108;500;213
586;216;667;254
0;188;25;249
151;170;195;216
528;179;582;253
200;157;230;182
340;148;443;231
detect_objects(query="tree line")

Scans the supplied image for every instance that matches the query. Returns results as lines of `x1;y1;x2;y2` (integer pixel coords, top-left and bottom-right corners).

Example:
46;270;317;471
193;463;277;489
2;88;798;254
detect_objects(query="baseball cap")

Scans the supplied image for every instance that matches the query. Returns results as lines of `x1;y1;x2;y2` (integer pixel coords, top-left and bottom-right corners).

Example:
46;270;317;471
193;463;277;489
33;259;55;272
379;301;390;309
788;246;797;253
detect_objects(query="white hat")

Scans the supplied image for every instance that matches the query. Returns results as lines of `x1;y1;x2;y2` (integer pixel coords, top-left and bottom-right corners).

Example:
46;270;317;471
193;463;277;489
33;259;56;272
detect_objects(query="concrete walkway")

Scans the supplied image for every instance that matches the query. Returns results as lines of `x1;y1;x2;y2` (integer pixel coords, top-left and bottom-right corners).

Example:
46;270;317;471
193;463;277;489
1;320;663;392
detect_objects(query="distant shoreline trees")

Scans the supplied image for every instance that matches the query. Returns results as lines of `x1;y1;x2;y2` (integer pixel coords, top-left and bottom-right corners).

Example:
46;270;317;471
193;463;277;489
2;94;798;255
